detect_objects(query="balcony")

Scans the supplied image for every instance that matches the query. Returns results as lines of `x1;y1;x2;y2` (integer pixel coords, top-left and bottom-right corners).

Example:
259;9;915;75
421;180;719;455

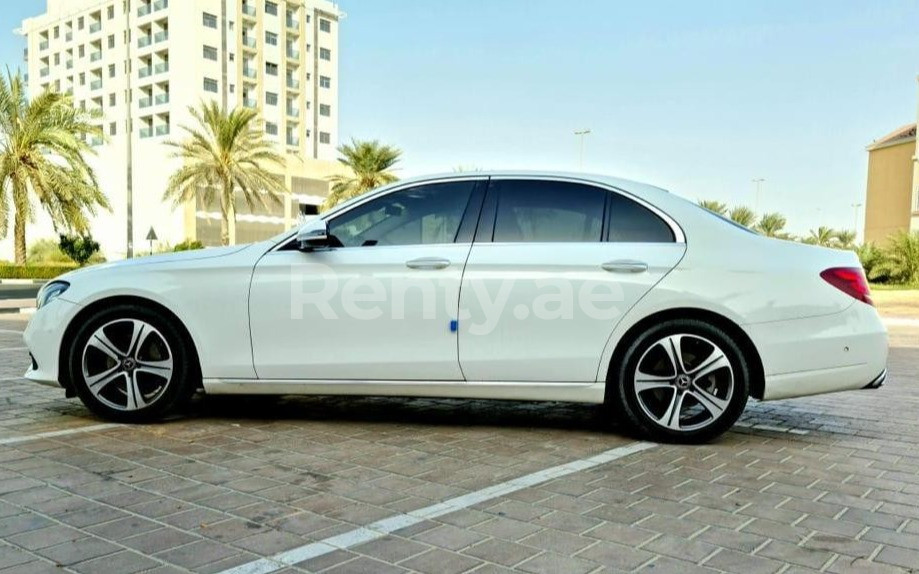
89;22;101;34
90;52;102;62
139;96;152;108
90;79;102;90
286;107;299;118
242;36;256;49
40;68;50;77
287;135;299;147
139;66;152;78
154;30;169;43
154;61;169;74
286;77;299;89
140;127;152;138
138;4;151;17
286;17;298;29
39;40;49;51
286;47;299;60
138;36;152;48
155;125;169;136
155;93;169;105
154;0;168;10
65;32;72;42
242;67;257;79
242;4;256;17
65;60;73;69
243;97;257;108
90;136;103;146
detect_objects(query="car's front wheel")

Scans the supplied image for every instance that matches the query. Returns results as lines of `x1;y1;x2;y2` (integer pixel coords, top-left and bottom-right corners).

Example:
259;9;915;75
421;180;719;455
609;319;750;443
68;304;197;423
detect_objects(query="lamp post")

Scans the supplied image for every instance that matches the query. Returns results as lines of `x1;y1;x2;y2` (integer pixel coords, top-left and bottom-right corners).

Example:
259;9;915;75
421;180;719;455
574;129;591;170
752;178;765;211
852;203;863;241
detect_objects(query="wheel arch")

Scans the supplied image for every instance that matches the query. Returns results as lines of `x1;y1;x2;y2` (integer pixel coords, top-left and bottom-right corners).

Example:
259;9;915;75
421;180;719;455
58;295;203;395
606;307;766;400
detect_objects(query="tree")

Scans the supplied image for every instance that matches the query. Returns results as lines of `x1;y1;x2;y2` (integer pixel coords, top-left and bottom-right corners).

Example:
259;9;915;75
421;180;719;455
164;101;286;246
806;226;837;247
0;70;110;264
698;200;728;216
856;242;887;282
834;229;856;250
728;206;756;228
58;233;100;266
754;213;788;238
323;139;401;210
874;231;919;285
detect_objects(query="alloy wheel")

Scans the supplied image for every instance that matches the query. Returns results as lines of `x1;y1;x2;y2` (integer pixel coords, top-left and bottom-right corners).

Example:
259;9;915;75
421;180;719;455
81;319;174;411
632;334;734;432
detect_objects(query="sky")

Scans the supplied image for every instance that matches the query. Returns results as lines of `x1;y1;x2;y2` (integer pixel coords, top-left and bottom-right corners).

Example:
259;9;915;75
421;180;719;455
3;0;919;238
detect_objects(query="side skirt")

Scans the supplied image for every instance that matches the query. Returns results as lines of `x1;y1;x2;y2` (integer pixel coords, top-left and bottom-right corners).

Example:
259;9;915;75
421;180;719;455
202;379;607;404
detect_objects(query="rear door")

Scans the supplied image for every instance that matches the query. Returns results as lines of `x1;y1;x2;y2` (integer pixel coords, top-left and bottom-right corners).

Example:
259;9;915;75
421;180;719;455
457;177;685;382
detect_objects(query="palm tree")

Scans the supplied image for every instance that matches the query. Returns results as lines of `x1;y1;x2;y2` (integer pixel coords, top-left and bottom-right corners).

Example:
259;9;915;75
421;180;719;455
806;226;837;247
754;212;788;238
728;206;756;228
323;139;401;210
0;71;110;264
875;231;919;285
834;229;856;250
698;200;728;216
164;101;286;246
856;242;886;282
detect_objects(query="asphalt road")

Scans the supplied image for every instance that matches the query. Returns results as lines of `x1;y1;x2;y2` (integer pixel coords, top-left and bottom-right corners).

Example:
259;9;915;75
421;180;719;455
0;283;41;301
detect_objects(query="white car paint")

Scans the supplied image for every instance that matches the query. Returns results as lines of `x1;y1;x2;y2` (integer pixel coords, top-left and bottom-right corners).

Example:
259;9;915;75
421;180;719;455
23;172;888;418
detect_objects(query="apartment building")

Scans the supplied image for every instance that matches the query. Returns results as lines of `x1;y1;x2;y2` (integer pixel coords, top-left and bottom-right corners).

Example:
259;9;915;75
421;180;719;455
864;123;916;244
14;0;345;259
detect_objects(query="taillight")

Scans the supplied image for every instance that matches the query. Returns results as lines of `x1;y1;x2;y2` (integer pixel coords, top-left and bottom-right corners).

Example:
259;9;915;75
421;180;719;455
820;267;873;306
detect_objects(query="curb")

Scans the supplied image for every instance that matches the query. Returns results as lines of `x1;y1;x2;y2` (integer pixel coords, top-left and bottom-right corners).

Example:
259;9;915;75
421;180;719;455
0;279;47;285
0;307;35;315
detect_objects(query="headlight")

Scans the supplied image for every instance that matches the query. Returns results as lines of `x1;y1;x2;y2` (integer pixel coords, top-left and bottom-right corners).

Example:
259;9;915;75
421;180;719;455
36;281;70;310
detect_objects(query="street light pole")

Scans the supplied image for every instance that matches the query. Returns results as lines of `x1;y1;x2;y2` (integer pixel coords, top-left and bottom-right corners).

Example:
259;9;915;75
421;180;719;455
752;178;765;212
852;203;863;240
574;129;591;170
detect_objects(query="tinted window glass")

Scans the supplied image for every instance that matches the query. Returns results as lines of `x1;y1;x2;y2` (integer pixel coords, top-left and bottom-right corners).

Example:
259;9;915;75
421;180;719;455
492;180;604;243
606;192;675;242
329;182;475;247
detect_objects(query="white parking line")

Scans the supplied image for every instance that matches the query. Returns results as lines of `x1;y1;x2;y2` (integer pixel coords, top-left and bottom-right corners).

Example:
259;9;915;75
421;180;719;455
884;317;919;327
218;441;657;574
0;423;122;446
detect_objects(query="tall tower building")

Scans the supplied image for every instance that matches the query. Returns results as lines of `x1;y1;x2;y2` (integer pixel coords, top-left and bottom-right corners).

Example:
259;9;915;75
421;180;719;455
16;0;345;259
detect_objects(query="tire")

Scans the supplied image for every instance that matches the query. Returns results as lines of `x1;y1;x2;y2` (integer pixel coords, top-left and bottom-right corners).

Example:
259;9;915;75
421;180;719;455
67;304;197;423
607;319;750;443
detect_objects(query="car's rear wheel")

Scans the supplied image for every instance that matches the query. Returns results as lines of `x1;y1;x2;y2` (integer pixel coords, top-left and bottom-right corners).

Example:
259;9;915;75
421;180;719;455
68;304;196;423
608;319;750;443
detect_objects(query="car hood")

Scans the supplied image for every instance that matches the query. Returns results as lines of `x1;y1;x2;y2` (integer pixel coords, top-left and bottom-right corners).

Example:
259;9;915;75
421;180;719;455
59;244;253;279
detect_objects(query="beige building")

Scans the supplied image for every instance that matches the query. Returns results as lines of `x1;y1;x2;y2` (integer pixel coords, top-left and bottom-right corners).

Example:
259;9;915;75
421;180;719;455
864;123;916;244
14;0;346;259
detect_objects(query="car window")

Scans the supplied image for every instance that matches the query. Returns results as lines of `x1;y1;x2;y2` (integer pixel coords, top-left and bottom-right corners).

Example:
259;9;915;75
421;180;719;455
606;192;675;242
492;180;605;242
328;181;475;247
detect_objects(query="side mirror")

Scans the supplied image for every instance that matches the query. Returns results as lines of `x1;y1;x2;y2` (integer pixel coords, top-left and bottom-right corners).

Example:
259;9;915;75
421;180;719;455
297;223;332;252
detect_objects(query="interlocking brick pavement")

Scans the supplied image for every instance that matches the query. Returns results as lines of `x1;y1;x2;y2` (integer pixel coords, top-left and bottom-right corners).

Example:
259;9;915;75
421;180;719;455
0;316;917;573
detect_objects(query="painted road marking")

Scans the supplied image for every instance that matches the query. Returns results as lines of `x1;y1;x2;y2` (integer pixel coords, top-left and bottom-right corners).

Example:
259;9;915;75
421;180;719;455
0;423;122;446
218;441;657;574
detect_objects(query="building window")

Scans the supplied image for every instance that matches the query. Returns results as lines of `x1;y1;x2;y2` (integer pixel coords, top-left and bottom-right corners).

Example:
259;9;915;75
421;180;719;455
78;17;84;30
266;92;278;106
319;19;331;32
203;77;218;93
265;122;278;135
319;104;331;117
109;64;115;78
319;47;331;61
203;45;218;60
54;26;59;39
108;35;115;49
79;45;85;57
54;53;60;65
265;31;278;46
107;5;115;19
79;73;85;86
319;131;330;144
203;12;218;29
109;93;116;106
265;62;278;76
319;75;330;89
109;122;116;135
265;1;278;16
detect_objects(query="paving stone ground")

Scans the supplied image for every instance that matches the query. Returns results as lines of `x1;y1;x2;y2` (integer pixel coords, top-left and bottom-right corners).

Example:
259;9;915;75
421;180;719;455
0;316;917;573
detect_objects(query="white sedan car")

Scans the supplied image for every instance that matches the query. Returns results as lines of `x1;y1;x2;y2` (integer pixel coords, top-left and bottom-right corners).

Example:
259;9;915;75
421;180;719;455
23;172;888;442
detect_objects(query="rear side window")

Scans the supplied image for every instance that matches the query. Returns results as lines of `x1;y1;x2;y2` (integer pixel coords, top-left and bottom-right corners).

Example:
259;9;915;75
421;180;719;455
606;192;675;243
492;180;605;242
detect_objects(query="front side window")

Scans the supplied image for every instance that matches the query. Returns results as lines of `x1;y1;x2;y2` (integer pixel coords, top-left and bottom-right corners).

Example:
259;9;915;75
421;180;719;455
606;192;674;242
328;182;476;248
492;180;605;243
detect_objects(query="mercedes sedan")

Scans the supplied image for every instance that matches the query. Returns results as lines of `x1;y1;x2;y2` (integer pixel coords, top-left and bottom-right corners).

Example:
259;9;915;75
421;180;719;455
23;172;888;442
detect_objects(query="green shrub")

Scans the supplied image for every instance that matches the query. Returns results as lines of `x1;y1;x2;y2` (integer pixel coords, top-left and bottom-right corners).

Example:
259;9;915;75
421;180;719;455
874;231;919;285
59;234;101;267
0;264;77;280
174;239;205;252
26;238;72;264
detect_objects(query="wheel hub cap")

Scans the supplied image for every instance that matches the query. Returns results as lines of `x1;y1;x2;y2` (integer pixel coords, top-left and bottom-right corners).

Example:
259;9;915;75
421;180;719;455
675;374;691;390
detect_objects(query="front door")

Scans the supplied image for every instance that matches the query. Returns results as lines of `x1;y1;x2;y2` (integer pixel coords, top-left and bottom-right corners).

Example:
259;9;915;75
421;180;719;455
249;179;485;380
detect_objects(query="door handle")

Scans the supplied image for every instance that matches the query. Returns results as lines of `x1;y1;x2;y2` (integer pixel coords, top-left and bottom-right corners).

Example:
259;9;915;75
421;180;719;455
602;260;649;273
406;257;451;270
